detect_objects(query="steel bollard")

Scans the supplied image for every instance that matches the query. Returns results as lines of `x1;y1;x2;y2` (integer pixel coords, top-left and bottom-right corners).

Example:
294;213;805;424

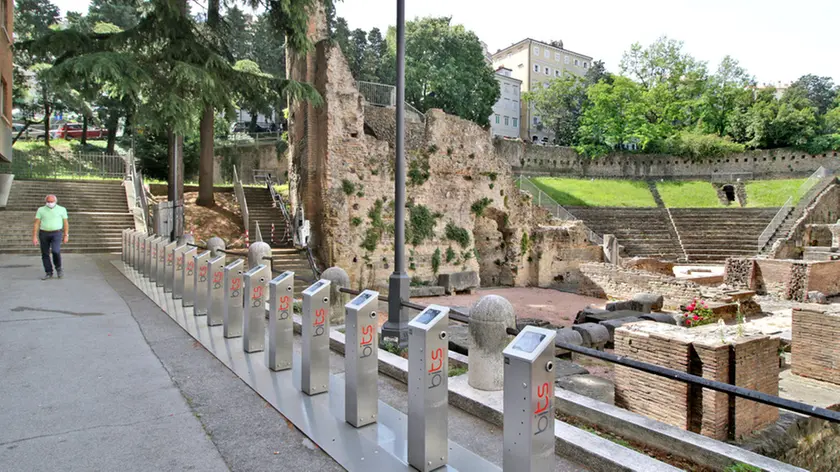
301;279;331;396
163;241;177;293
143;235;154;277
268;271;294;371
206;255;226;326
149;236;165;284
172;245;188;300
121;229;129;262
133;231;142;269
408;305;450;472
182;247;197;307
503;326;556;472
345;290;379;428
129;231;137;268
193;251;211;315
156;237;168;288
243;264;270;353
223;259;245;338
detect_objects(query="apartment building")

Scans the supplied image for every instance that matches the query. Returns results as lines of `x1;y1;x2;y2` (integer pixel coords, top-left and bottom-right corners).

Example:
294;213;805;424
0;0;12;162
491;39;593;143
489;67;521;139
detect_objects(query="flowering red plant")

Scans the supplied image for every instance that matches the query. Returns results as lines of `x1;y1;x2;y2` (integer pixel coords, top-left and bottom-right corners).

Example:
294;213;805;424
682;298;715;327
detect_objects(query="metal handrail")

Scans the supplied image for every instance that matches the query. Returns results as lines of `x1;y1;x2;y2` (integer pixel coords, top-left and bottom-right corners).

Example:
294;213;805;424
337;286;840;425
757;166;830;252
516;176;604;246
305;245;322;279
232;166;250;236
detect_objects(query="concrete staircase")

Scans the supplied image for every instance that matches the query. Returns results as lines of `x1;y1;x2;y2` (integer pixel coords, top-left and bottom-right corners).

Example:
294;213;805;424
242;186;315;294
0;179;134;254
566;207;682;260
669;208;778;263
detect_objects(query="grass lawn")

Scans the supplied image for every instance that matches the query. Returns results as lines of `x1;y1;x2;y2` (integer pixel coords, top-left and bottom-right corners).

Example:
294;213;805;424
745;178;807;207
656;181;723;208
529;177;657;207
13;139;112;154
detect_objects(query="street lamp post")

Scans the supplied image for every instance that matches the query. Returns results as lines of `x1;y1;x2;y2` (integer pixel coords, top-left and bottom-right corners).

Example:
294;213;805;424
382;0;410;347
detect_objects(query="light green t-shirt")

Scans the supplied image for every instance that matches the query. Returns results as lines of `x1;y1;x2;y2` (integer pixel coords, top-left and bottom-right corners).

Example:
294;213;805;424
35;205;69;232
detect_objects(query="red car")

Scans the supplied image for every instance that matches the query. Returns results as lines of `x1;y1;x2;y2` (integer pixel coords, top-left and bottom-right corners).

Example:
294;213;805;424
54;123;109;140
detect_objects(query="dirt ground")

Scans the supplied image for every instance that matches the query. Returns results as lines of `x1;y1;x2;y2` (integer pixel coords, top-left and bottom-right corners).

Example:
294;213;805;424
150;191;245;247
414;287;606;329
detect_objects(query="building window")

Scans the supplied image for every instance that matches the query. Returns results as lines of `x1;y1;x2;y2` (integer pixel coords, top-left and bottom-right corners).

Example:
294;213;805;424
555;70;561;77
504;98;511;110
533;64;539;72
584;62;589;68
534;46;540;56
503;83;509;93
495;114;500;124
544;49;549;58
555;53;562;61
544;66;550;75
564;56;570;64
512;85;518;94
513;100;519;110
504;116;509;126
574;59;579;66
512;118;518;127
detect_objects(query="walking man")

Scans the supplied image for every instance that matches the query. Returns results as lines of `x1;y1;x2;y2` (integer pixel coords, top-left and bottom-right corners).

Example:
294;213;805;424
32;194;69;280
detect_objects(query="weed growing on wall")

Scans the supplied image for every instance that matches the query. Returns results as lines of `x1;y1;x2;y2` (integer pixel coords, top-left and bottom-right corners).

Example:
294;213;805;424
360;199;386;252
470;197;493;216
520;232;530;254
405;204;442;245
445;246;456;263
342;179;356;196
432;248;441;274
446;222;471;248
408;151;431;186
351;217;362;227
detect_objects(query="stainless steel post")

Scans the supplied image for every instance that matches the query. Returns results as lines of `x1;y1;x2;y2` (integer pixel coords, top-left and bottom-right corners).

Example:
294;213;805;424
408;305;450;472
301;279;330;396
503;326;556;472
181;247;197;307
345;290;380;428
156;237;168;287
172;245;188;299
206;255;226;326
223;259;245;338
193;251;211;315
143;235;154;276
163;241;177;293
121;229;129;262
383;0;411;348
125;230;133;266
243;264;270;353
130;231;139;268
149;237;164;284
268;271;294;371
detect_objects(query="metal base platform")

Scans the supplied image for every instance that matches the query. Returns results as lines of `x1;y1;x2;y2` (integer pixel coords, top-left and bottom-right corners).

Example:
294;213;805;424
113;261;498;472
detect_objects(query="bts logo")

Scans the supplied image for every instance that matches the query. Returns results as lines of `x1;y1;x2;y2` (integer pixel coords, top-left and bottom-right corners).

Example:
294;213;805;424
251;285;264;308
167;253;174;266
277;295;291;320
360;324;374;358
213;271;223;289
313;308;326;336
176;255;183;270
534;382;552;436
152;248;157;258
186;260;195;276
230;278;242;298
428;348;444;389
198;266;208;283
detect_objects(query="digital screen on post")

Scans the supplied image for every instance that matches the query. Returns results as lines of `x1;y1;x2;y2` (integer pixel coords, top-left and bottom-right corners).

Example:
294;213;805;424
414;308;442;325
304;280;326;294
351;292;374;307
274;271;292;282
512;332;546;354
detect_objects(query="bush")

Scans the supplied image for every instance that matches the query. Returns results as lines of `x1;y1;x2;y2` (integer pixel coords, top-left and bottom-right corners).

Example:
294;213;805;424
445;246;456;263
351;217;362;227
654;131;745;159
470;197;493;216
405;204;441;246
445;222;471;248
341;179;356;195
431;248;441;274
408;152;431;186
520;232;530;254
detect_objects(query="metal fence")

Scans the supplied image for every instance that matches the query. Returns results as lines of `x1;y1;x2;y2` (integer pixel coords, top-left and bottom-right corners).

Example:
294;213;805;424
516;176;604;245
216;131;283;148
1;149;127;180
357;81;396;107
757;166;831;251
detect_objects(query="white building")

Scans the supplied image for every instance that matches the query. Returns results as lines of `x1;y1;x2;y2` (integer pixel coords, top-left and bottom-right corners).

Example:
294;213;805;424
489;67;522;140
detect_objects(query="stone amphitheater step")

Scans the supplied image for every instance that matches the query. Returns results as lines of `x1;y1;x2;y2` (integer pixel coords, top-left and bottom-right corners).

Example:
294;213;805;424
565;207;682;260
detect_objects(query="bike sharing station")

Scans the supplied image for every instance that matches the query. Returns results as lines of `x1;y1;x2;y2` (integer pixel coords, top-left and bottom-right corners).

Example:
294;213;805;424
113;230;566;472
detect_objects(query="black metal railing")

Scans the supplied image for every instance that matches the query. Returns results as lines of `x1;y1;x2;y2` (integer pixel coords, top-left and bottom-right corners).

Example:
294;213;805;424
337;286;840;425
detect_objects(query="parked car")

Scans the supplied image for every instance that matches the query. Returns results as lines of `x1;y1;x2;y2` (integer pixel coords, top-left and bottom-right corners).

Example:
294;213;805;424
231;121;276;134
55;123;109;140
11;123;46;140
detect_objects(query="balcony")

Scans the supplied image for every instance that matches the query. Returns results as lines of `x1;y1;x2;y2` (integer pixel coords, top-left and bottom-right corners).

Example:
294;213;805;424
0;119;11;163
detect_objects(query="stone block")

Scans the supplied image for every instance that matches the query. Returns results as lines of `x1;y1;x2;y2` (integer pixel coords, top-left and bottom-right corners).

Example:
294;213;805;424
321;267;350;325
554;358;589;378
574;306;610;324
468;295;516;391
556;374;615;405
586;309;646;324
606;300;634;312
571;323;610;350
554;328;583;355
599;317;644;344
516;317;560;332
410;285;445;297
639;313;678;325
438;271;480;295
806;291;828;304
722;290;756;303
631;293;664;312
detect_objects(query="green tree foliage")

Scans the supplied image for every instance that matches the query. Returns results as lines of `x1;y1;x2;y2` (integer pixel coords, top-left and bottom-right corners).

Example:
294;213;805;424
577;77;651;156
701;56;754;137
788;74;837;115
524;74;588;145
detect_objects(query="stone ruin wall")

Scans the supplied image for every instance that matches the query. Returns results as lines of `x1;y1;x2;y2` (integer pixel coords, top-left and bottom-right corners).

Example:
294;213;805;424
771;181;840;259
497;138;840;180
287;7;601;290
724;257;840;301
577;262;708;309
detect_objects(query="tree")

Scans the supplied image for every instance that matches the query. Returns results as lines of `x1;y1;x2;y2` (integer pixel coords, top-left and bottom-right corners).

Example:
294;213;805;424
393;17;499;126
361;28;388;83
523;74;587;145
251;13;286;77
788;74;837;116
577;77;651;156
87;0;141;30
584;60;611;86
701;56;754;136
739;88;818;149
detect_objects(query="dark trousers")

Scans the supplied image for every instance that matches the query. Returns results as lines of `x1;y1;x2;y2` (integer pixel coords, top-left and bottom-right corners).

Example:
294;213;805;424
39;230;63;275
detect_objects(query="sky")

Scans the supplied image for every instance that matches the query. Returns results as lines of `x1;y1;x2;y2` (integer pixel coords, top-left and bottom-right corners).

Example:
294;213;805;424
50;0;840;85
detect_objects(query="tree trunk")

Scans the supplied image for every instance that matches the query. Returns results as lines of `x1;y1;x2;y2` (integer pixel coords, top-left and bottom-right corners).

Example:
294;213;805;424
106;113;118;154
81;115;88;146
43;100;51;149
249;112;258;133
197;105;215;207
167;129;184;203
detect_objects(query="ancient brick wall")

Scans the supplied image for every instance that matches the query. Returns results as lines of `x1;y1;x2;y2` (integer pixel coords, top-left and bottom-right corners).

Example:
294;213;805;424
792;308;840;385
690;342;731;440
497;139;840;180
731;336;780;438
803;260;840;297
578;262;704;308
772;182;840;259
728;257;840;300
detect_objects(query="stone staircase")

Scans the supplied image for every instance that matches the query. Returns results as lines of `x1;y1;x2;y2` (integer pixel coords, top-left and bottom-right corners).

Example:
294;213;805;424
242;186;315;295
0;179;134;254
669;208;778;263
565;207;682;260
